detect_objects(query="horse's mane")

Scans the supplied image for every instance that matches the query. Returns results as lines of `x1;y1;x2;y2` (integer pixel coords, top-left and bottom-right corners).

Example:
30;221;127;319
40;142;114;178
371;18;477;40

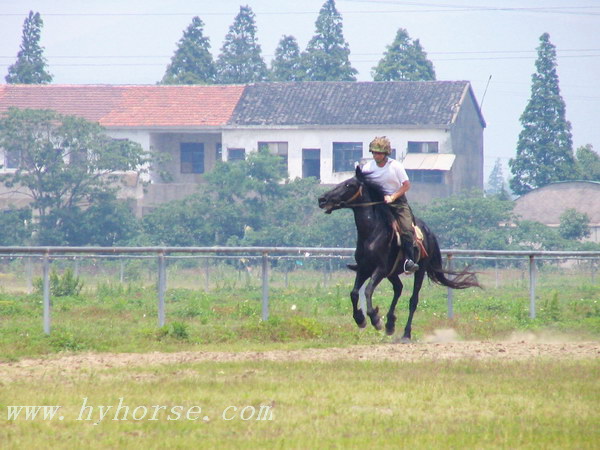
359;172;396;231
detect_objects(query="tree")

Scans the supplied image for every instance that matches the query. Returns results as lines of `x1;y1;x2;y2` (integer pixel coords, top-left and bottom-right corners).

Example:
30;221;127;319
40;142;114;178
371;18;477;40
301;0;357;81
486;158;510;199
270;35;304;81
417;192;515;250
0;208;32;245
372;28;436;81
509;33;575;195
142;149;287;246
575;144;600;181
0;108;148;245
215;5;268;84
161;16;216;85
5;11;52;84
41;192;140;246
558;208;591;241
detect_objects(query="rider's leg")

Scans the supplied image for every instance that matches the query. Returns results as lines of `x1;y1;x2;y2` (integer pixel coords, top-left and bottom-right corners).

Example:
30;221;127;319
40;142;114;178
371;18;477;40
394;205;419;274
401;236;419;274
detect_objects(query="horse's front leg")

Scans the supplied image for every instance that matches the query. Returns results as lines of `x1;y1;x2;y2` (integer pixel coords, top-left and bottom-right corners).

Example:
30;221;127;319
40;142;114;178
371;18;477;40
364;269;386;330
350;271;370;328
385;275;403;336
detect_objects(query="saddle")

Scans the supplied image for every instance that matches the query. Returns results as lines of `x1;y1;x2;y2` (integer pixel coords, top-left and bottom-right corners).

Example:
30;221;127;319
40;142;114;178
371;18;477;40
391;221;428;261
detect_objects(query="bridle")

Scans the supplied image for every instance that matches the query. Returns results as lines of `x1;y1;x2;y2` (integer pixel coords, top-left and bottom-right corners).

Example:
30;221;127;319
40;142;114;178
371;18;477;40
338;183;386;209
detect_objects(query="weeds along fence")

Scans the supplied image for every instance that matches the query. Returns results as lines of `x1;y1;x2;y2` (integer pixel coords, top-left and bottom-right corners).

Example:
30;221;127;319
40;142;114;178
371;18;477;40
0;246;598;335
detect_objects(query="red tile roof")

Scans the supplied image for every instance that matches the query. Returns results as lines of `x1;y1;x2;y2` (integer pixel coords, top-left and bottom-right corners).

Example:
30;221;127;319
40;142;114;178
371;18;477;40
0;84;245;127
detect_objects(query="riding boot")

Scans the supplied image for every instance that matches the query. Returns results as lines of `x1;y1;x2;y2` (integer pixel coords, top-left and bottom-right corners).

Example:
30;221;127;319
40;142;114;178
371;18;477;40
401;238;419;274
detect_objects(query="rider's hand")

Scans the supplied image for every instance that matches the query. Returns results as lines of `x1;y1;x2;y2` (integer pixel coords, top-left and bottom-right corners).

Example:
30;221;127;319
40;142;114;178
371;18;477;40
384;195;393;204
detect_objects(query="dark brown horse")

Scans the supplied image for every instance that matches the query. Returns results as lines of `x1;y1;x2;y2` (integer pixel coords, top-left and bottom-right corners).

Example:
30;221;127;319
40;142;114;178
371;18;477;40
318;166;480;340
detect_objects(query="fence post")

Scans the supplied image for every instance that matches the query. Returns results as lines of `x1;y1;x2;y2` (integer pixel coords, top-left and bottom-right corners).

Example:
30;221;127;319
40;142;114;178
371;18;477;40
261;252;269;321
204;257;210;291
158;252;166;327
447;254;454;319
43;252;51;335
26;256;33;293
529;255;537;319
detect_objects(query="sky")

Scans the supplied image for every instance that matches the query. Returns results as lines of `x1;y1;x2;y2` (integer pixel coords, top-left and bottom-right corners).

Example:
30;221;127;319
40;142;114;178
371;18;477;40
1;0;599;182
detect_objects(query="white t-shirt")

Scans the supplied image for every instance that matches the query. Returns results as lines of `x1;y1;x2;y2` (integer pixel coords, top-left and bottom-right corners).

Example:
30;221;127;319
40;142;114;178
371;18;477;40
362;158;409;195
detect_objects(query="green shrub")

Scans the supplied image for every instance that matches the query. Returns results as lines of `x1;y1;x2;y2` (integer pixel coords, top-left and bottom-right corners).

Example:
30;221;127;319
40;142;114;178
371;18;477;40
34;268;83;297
155;321;190;341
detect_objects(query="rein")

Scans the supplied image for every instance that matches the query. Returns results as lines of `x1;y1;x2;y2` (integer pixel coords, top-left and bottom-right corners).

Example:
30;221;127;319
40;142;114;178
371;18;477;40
341;184;386;208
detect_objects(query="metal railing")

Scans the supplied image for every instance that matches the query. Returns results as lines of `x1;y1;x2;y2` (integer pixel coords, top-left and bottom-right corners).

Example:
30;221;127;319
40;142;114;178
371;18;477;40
0;246;598;334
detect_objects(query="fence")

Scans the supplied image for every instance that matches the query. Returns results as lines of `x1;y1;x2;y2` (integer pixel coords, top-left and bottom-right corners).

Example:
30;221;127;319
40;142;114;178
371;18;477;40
0;246;598;335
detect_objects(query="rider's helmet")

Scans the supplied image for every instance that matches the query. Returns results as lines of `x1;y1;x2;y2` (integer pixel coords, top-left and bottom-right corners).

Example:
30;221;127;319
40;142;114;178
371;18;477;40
369;136;392;155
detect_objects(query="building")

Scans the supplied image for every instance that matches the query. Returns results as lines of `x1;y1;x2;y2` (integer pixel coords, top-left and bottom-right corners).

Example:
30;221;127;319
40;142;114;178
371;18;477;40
0;81;485;214
513;181;600;242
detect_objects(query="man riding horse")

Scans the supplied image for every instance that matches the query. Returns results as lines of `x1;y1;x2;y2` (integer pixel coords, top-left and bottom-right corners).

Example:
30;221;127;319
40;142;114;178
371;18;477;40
362;136;419;274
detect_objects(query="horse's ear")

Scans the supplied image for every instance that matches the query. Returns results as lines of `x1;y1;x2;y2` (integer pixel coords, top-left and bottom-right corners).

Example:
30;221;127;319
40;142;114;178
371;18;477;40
355;164;364;180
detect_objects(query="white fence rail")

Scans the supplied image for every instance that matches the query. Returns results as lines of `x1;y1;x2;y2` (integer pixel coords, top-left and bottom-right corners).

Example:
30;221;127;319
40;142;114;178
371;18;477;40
0;246;599;335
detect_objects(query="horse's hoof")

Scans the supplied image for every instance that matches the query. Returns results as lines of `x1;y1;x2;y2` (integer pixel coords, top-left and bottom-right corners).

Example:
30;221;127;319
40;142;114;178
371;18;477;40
358;319;368;329
400;336;411;344
374;320;384;331
385;327;395;336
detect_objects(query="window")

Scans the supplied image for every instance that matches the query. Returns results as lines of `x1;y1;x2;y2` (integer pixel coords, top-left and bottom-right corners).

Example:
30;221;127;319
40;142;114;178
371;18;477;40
228;148;245;162
258;141;288;168
407;141;439;154
333;142;362;173
302;149;320;179
406;169;444;184
5;150;20;169
180;143;204;174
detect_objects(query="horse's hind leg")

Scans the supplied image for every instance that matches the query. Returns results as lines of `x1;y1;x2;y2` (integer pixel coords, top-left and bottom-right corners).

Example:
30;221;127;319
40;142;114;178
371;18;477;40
350;271;370;328
402;268;426;341
385;275;403;336
364;269;386;330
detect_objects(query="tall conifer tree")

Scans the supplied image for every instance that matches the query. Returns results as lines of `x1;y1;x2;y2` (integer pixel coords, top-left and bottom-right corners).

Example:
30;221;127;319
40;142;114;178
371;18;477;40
161;16;216;84
372;28;435;81
301;0;357;81
5;11;52;84
270;36;304;81
509;33;575;195
216;5;268;84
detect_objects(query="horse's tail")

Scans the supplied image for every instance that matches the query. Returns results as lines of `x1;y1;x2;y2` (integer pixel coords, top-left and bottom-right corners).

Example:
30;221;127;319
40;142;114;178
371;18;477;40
424;228;481;290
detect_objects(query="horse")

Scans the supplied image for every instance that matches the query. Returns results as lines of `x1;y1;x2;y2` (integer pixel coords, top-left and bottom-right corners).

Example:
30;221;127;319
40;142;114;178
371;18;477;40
318;165;480;341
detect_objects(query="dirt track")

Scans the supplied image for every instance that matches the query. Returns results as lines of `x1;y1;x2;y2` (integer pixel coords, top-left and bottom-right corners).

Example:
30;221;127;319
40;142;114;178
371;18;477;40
1;335;598;383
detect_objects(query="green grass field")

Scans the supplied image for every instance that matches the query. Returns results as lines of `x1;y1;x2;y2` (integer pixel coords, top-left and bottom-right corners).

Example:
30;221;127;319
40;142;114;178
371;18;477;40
1;263;599;448
2;358;599;448
0;263;599;360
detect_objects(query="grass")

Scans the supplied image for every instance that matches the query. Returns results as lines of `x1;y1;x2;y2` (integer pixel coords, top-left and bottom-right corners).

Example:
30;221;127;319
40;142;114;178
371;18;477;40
1;359;599;448
1;263;599;448
0;263;599;360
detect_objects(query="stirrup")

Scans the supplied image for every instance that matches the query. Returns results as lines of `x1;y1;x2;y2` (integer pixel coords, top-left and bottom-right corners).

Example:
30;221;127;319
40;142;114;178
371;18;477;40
404;259;419;274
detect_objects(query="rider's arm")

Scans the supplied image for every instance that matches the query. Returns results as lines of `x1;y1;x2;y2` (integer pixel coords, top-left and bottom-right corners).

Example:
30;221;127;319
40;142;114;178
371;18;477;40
384;180;410;204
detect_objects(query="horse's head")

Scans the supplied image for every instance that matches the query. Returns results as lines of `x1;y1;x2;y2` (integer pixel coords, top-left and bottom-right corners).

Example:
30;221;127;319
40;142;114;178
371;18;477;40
318;166;366;214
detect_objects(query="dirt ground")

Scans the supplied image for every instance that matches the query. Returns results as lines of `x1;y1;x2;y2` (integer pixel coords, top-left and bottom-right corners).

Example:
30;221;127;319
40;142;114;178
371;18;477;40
1;331;598;383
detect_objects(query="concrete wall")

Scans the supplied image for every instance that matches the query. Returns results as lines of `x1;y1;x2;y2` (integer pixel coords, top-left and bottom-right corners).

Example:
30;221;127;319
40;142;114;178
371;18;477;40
222;126;452;184
449;91;485;194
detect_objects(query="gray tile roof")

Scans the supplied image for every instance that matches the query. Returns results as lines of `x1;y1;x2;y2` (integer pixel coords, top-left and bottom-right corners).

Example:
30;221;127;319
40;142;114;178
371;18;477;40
229;81;478;127
513;181;600;226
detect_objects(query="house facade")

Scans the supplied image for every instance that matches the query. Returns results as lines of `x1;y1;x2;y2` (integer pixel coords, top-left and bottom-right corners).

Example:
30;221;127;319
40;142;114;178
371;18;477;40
0;81;485;215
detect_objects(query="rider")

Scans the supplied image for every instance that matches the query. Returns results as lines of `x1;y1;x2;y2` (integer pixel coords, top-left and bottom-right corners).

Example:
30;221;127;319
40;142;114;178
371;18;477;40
362;136;419;274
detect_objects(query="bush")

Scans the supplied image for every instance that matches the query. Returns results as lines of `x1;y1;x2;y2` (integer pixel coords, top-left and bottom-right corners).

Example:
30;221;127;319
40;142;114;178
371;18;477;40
34;268;83;297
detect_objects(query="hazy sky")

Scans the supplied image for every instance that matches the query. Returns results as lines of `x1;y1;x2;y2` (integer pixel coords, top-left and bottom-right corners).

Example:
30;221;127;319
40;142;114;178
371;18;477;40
1;0;599;181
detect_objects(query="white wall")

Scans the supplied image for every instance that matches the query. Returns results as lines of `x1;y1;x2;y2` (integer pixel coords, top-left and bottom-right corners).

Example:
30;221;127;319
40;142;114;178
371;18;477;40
222;127;451;184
